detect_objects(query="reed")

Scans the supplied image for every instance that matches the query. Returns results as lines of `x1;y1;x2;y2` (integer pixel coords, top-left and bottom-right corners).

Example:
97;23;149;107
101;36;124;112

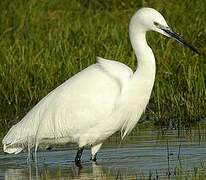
0;0;205;135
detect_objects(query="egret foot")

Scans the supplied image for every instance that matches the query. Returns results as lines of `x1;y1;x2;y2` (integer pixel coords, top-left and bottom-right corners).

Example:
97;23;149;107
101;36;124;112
75;147;84;167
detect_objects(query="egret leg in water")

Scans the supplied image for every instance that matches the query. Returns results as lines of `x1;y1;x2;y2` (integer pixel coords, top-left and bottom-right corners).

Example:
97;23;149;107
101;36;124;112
91;143;102;162
2;7;199;166
75;147;84;167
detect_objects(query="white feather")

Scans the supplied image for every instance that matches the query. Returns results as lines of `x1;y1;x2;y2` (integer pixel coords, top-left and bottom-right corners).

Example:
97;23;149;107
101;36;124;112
2;7;172;159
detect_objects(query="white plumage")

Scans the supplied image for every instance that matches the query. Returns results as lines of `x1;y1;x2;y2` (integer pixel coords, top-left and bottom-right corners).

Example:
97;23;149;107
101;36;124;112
2;7;198;163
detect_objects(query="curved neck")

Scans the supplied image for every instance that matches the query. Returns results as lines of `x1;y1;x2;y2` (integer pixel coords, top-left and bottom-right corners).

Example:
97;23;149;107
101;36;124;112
129;21;156;79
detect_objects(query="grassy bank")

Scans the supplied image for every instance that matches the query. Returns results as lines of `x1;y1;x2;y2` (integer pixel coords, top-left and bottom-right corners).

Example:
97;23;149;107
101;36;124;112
0;0;205;136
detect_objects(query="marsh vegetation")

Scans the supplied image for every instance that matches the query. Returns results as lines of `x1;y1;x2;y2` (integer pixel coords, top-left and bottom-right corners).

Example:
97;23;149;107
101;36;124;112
0;0;205;136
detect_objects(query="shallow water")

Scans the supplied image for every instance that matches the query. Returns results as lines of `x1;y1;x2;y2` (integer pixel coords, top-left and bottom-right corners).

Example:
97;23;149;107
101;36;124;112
1;128;206;179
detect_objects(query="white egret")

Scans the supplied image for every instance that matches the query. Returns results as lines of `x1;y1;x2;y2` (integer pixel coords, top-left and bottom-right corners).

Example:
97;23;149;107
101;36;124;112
2;7;199;166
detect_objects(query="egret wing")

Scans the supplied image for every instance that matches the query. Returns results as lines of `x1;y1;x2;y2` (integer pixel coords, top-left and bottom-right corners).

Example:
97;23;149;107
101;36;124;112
3;58;133;152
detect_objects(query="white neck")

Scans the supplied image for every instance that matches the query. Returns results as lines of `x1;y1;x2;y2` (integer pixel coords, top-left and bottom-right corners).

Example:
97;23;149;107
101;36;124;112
129;20;156;81
119;13;157;139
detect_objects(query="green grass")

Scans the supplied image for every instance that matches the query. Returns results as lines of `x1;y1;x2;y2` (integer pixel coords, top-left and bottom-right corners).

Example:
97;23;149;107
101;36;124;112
0;0;205;136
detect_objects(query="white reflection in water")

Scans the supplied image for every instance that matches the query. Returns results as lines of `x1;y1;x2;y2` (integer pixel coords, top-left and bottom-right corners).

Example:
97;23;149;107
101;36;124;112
4;162;106;180
1;129;206;179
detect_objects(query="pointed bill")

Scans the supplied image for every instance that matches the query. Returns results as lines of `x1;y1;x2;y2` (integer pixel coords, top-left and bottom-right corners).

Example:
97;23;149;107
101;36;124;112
154;22;200;54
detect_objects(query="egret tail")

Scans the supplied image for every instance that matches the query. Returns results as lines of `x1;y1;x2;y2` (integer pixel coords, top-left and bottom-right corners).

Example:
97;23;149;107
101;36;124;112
2;116;38;155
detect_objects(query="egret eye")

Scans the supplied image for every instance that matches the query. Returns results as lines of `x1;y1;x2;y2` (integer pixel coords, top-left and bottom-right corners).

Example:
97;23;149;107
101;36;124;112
153;21;159;26
153;21;161;28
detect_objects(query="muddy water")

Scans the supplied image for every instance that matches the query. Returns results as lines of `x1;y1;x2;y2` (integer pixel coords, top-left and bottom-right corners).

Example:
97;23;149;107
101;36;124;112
0;128;206;179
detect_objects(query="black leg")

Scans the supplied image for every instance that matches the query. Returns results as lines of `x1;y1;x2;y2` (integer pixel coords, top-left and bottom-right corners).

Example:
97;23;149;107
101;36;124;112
46;146;52;151
75;147;84;167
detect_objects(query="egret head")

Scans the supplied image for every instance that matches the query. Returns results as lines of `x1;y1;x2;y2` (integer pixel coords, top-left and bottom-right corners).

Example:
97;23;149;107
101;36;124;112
131;7;200;54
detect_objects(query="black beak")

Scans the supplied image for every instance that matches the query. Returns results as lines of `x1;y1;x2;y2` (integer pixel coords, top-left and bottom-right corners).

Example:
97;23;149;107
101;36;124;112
161;27;200;55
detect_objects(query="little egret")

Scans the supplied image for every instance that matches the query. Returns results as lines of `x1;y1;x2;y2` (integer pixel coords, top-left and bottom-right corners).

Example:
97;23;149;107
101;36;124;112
2;7;199;166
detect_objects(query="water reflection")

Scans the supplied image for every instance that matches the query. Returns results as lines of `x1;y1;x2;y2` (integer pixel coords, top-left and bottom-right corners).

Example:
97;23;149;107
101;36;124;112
4;162;117;180
1;128;206;179
5;168;28;180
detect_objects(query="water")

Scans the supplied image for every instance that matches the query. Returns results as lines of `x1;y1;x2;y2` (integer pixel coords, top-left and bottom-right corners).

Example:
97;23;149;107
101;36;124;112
1;128;206;179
